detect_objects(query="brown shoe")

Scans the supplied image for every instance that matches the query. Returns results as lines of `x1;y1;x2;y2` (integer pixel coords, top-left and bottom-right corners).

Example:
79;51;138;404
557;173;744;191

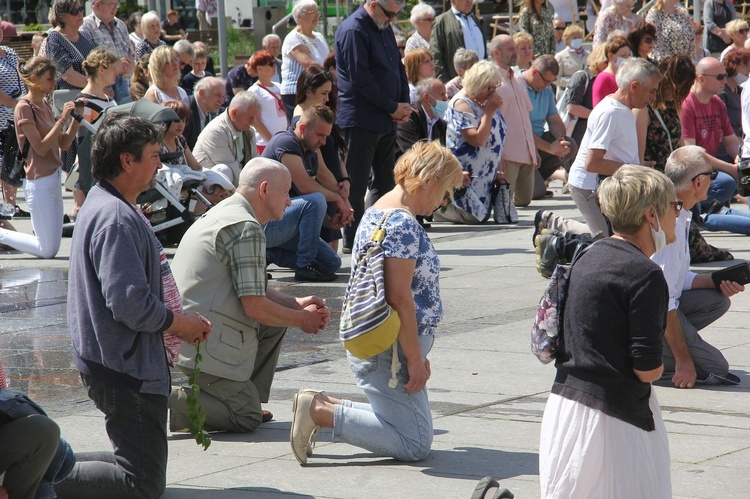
262;409;273;423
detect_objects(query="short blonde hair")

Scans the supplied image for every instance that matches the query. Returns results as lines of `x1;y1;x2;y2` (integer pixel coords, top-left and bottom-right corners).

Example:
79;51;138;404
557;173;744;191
18;56;57;93
395;141;463;199
726;19;749;37
599;165;675;234
513;32;533;47
563;25;584;44
587;44;608;74
149;46;178;88
462;60;502;100
81;48;119;79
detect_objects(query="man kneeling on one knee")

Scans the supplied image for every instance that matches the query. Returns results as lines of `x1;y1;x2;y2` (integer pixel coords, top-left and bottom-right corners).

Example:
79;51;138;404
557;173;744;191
654;146;745;388
169;158;332;433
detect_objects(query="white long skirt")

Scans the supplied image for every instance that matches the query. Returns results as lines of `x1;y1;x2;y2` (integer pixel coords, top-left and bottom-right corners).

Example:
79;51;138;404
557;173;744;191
539;390;671;499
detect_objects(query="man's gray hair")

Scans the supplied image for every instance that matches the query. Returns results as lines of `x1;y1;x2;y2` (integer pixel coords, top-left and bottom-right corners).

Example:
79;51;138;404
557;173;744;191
415;77;439;99
262;33;281;46
194;76;223;95
410;2;435;26
239;157;289;189
531;55;559;76
616;57;660;90
665;145;711;190
292;0;319;23
453;48;479;72
229;90;261;112
174;39;195;60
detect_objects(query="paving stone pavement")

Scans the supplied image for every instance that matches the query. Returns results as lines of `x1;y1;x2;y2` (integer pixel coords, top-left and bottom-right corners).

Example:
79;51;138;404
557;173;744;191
1;184;749;498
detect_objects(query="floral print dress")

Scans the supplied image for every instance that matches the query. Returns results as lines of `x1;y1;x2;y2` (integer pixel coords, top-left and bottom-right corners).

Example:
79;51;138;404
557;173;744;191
519;2;556;57
593;6;642;48
644;102;681;172
445;94;507;221
646;7;695;62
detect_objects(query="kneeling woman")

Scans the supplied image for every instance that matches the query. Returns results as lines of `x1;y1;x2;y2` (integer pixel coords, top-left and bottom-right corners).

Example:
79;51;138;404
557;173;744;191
290;141;462;465
0;57;80;258
539;165;678;498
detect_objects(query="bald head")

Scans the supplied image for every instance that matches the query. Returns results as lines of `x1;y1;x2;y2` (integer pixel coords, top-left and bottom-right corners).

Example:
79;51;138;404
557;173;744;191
489;34;516;69
696;57;723;74
238;157;290;190
695;57;727;96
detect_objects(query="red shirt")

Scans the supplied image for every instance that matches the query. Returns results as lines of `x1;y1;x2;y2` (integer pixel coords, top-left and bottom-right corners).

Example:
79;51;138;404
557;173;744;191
680;92;734;157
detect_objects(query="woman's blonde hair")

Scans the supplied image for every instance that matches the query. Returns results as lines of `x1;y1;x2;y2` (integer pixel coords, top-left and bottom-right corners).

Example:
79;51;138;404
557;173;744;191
82;48;119;79
513;31;534;47
395;140;463;199
725;19;749;37
562;25;584;44
18;56;57;93
462;60;502;100
599;164;675;234
404;48;432;85
149;45;178;88
587;44;608;74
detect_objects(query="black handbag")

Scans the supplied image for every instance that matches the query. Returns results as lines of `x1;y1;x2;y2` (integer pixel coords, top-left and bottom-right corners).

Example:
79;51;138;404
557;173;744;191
1;99;35;188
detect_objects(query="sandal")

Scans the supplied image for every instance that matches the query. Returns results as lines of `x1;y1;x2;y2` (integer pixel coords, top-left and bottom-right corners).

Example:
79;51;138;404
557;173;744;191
470;476;514;499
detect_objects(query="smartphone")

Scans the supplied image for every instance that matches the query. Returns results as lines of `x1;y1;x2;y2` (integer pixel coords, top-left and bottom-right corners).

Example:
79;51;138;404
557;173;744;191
711;262;750;288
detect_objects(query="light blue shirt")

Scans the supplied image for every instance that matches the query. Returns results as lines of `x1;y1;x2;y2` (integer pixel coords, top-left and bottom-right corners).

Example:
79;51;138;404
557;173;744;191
451;7;485;60
525;81;557;136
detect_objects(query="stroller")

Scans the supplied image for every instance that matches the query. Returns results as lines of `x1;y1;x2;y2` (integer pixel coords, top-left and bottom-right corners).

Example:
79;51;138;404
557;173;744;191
71;99;214;245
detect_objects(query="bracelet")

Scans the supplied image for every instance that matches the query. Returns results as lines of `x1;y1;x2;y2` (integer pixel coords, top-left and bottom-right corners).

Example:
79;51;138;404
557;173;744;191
340;176;351;183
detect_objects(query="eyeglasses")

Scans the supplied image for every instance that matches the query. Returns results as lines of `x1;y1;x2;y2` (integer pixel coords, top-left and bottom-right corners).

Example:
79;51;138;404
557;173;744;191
377;2;400;20
68;6;84;15
670;200;684;212
99;0;119;9
740;28;749;35
268;60;277;66
691;170;719;181
643;36;656;44
486;82;501;93
300;9;320;16
536;71;556;85
421;17;435;24
700;73;728;81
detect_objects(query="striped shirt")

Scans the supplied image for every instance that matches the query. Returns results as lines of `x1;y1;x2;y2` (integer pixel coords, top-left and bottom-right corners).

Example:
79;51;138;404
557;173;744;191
216;218;267;298
280;29;329;96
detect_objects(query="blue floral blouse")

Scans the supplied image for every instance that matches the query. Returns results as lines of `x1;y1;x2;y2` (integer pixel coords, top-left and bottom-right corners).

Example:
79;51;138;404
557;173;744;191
352;208;442;336
445;94;507;221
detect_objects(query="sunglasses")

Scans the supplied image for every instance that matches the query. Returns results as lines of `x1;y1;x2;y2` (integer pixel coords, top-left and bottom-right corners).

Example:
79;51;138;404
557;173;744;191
691;170;719;181
700;73;728;81
377;2;399;19
740;28;749;34
69;6;84;15
670;200;684;212
554;26;565;31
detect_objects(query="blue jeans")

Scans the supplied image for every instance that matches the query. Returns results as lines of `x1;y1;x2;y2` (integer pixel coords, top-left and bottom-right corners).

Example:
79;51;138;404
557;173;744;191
264;192;341;272
112;75;131;104
703;208;750;234
700;171;736;208
55;374;168;499
334;334;435;462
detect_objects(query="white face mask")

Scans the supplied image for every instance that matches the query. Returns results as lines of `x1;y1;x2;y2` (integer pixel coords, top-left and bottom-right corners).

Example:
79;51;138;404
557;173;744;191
615;56;627;68
650;217;667;253
736;73;749;85
570;38;583;50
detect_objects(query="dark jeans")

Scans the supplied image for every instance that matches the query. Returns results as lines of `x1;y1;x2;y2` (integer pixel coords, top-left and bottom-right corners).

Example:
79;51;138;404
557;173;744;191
281;94;297;126
537;131;578;180
342;127;397;248
55;374;168;499
0;415;60;499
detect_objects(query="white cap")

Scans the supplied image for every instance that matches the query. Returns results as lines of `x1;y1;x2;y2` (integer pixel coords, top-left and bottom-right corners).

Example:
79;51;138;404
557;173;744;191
204;165;235;192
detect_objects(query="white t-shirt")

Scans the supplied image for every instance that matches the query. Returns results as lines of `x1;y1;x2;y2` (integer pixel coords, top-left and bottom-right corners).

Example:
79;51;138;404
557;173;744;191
741;78;750;157
280;30;329;95
247;81;288;148
568;96;640;191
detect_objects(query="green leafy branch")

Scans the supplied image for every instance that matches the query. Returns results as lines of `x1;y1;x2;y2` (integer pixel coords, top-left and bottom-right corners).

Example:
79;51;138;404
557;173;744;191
186;344;212;450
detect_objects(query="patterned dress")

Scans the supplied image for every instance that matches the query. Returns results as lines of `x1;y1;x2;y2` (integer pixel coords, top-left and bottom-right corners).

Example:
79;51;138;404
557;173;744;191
519;3;557;57
445;94;507;221
0;46;23;132
41;29;96;91
352;208;442;335
644;102;681;172
593;6;642;48
646;7;695;62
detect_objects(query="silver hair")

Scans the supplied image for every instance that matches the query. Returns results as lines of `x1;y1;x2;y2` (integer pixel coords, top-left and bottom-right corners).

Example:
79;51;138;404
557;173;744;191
140;10;161;31
292;0;319;23
415;77;440;99
239;157;290;189
410;2;435;26
194;76;223;95
665;145;711;190
262;33;281;46
173;39;195;60
615;57;660;90
229;90;261;112
531;54;559;76
453;48;479;71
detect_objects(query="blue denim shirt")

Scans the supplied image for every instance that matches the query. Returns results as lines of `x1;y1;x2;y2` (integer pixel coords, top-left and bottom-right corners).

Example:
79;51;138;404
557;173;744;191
335;6;410;133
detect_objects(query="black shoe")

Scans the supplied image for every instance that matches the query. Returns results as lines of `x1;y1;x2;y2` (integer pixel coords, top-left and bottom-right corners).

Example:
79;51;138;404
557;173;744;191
531;210;550;245
294;263;337;282
704;199;725;216
13;205;30;218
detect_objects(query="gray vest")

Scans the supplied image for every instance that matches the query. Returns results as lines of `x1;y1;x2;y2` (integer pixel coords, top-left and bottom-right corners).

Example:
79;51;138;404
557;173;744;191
172;193;264;381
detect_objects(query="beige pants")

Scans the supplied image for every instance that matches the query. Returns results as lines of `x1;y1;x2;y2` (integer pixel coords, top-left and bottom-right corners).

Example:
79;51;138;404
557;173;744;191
569;185;609;237
504;160;535;207
170;324;287;433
